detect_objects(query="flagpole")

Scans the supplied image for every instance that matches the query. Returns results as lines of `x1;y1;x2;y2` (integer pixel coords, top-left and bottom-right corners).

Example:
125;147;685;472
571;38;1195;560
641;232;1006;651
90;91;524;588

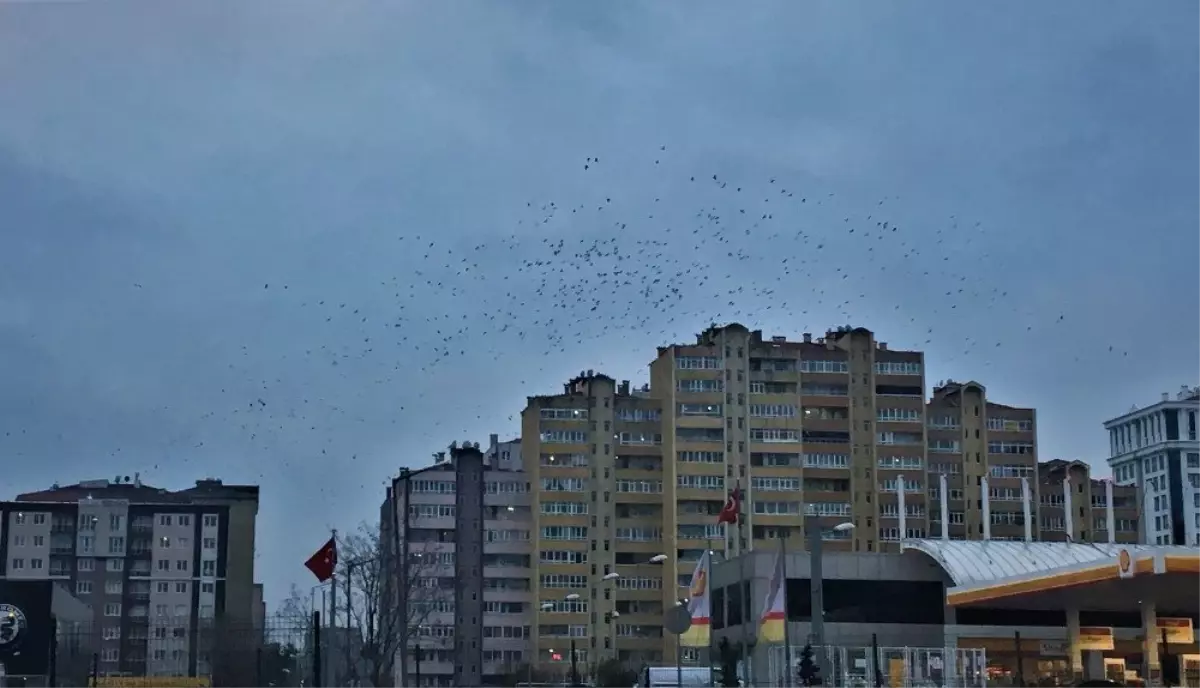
737;495;752;686
708;534;716;687
780;536;794;688
722;524;731;684
328;530;338;629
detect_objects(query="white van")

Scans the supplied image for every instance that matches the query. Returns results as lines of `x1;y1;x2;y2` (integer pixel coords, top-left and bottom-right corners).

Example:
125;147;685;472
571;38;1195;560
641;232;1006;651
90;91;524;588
635;666;741;687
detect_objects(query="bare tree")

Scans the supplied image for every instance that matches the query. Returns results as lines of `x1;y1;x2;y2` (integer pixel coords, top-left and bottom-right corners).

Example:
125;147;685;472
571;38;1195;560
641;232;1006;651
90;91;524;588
278;584;313;623
335;520;450;687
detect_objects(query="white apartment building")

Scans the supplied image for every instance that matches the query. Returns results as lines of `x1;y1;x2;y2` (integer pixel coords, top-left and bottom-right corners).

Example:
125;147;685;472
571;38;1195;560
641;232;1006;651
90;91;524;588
382;435;532;688
1;477;259;680
1105;385;1200;546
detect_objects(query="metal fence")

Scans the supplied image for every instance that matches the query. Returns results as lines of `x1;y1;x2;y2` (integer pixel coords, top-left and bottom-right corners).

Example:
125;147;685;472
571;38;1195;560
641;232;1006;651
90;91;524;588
3;616;318;687
766;644;988;688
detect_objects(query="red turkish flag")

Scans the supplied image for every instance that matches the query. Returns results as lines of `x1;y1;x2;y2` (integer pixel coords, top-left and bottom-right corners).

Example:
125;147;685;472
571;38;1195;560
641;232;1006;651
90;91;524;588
304;537;338;583
717;483;741;524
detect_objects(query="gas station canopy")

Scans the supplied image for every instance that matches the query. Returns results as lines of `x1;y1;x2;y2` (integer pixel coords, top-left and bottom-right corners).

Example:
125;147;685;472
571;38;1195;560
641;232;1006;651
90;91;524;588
902;539;1200;611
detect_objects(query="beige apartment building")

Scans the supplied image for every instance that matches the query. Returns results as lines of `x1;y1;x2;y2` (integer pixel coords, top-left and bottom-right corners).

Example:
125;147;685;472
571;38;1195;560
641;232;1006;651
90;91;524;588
1035;459;1141;544
1;477;261;680
522;323;1137;672
926;380;1037;541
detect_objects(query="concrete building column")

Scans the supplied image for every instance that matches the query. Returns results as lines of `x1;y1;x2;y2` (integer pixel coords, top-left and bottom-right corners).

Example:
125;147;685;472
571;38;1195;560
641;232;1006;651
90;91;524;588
1142;600;1161;684
1067;606;1085;683
1085;650;1106;681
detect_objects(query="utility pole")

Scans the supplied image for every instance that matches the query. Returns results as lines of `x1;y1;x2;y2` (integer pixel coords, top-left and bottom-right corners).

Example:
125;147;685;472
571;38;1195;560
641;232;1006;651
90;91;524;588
807;520;825;651
329;528;337;687
345;560;354;685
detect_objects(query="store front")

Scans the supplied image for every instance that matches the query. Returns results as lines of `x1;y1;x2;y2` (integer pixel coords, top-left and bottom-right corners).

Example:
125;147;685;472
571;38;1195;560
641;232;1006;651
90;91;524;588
904;539;1200;686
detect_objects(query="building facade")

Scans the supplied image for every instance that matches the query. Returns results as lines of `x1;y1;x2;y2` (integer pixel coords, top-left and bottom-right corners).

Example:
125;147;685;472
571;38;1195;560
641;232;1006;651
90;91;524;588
521;325;1081;672
0;477;259;680
926;380;1037;541
1105;386;1200;546
524;372;667;670
1035;460;1140;544
514;323;1186;673
711;542;1200;687
383;436;532;688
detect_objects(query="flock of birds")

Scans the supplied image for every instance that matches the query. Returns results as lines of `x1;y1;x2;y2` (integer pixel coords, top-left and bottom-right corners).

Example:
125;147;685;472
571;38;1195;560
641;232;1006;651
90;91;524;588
3;146;1132;506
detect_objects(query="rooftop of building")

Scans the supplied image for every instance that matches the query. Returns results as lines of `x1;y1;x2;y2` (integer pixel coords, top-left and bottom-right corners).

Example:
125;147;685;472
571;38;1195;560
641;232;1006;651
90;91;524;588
14;476;259;504
1103;385;1200;427
1037;458;1089;476
672;322;917;355
902;538;1200;610
714;539;1199;615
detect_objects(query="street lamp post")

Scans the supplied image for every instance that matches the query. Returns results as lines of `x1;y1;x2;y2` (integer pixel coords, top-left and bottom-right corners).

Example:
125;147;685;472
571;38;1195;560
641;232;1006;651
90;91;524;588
675;600;689;688
602;572;621;661
808;521;855;656
565;593;582;687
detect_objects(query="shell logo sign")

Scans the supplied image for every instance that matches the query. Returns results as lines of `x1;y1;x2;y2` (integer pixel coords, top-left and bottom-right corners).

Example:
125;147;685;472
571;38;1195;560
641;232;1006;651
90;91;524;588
1117;548;1134;579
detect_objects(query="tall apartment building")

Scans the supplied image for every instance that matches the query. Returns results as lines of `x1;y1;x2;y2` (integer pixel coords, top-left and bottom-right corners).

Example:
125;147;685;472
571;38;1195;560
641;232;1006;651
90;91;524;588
651;325;928;556
524;323;1097;671
524;372;667;670
0;476;259;679
523;325;932;669
1105;386;1200;546
926;380;1038;541
382;436;531;688
1035;459;1140;544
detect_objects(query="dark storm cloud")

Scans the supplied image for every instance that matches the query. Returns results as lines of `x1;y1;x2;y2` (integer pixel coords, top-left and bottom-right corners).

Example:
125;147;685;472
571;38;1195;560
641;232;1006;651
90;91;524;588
0;1;1195;595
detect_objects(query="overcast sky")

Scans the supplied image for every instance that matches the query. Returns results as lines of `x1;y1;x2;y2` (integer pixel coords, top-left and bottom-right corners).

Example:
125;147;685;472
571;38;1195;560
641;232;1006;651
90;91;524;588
1;1;1196;603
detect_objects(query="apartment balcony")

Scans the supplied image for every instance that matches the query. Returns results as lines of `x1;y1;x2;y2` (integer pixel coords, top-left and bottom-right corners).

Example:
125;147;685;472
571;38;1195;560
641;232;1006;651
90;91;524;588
482;589;533;604
409;516;458;531
673;414;723;430
50;523;75;534
615;456;663;472
412;658;456;676
483;564;532;579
